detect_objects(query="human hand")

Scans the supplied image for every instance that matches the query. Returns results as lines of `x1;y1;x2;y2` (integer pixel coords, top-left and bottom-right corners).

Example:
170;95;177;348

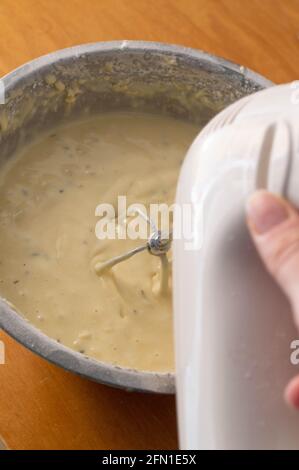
247;190;299;409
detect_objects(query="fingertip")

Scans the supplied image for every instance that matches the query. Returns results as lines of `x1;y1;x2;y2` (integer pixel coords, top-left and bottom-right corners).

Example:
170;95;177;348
246;190;290;235
285;376;299;409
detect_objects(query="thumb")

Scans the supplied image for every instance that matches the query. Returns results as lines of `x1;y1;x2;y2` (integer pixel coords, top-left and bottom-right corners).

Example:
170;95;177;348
246;190;299;408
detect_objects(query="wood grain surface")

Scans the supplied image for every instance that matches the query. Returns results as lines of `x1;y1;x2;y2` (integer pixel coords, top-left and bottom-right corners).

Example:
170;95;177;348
0;0;298;450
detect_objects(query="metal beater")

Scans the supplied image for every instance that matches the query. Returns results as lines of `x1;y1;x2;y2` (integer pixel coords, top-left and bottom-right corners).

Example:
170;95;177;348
94;208;172;294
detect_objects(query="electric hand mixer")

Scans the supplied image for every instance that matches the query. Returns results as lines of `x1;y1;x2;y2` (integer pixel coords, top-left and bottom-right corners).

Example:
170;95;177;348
174;82;299;450
96;82;299;449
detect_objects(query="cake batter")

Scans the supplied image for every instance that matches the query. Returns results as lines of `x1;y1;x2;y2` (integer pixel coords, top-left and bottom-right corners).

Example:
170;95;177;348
0;112;198;372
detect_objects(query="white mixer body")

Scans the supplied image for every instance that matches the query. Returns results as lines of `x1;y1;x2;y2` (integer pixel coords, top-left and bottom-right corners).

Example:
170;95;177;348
174;83;299;449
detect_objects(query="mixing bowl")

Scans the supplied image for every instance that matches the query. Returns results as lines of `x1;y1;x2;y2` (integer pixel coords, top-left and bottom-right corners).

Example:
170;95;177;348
0;41;272;393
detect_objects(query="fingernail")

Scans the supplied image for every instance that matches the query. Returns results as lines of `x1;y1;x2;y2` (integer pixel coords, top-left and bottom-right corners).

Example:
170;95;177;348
285;376;299;409
246;191;289;234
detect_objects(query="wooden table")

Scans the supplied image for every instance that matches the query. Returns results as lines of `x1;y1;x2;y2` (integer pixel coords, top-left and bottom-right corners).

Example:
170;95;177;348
0;0;298;450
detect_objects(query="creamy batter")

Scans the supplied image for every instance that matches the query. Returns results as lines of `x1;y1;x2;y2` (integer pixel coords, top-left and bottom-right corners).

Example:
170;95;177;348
0;112;198;372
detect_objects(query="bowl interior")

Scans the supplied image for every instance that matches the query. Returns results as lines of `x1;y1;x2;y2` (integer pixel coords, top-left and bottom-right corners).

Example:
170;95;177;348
0;42;271;393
